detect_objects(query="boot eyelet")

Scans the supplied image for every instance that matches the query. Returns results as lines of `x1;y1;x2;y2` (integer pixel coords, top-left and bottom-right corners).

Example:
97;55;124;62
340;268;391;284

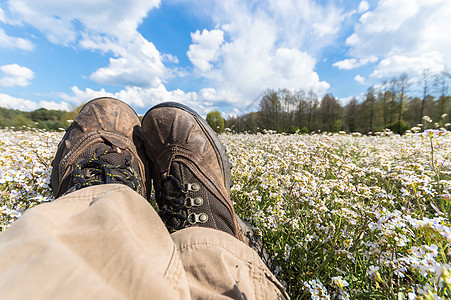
194;197;203;206
198;213;208;223
186;197;203;208
185;197;193;208
190;183;200;191
185;183;200;192
187;213;208;224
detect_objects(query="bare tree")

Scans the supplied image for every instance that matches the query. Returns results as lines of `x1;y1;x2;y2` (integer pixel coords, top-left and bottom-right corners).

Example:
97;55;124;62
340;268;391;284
260;89;281;130
389;77;398;125
306;89;318;131
419;69;432;124
435;67;451;119
364;86;376;132
379;81;389;128
397;73;409;132
279;89;290;131
294;89;306;128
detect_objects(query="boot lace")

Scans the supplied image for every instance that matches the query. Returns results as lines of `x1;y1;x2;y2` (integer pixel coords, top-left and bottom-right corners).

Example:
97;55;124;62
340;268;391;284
159;175;189;232
68;148;140;193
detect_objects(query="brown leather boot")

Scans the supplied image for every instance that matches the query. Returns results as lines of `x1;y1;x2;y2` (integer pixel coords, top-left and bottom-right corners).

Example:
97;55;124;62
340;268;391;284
51;97;147;198
141;102;246;242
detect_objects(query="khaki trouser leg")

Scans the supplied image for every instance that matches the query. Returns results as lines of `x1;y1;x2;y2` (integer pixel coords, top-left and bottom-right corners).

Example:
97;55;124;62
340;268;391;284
172;228;288;300
0;184;288;299
0;184;190;300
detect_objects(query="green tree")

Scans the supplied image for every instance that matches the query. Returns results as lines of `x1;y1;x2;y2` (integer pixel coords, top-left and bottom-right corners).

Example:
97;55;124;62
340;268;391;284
206;110;225;133
344;97;358;132
13;114;34;128
318;93;341;132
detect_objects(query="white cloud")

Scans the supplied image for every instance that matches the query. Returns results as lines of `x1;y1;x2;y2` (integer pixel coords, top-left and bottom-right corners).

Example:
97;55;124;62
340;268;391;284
184;0;337;108
0;28;33;50
5;0;161;45
38;100;72;111
4;0;167;90
57;82;259;117
0;7;6;22
345;0;451;80
187;29;224;75
0;93;70;111
333;58;359;70
162;53;179;64
354;74;365;84
312;22;339;38
270;48;330;92
59;84;213;115
88;35;167;88
263;0;346;52
0;94;39;110
0;64;34;87
58;86;115;105
370;52;445;79
198;87;231;103
358;1;370;13
333;56;378;70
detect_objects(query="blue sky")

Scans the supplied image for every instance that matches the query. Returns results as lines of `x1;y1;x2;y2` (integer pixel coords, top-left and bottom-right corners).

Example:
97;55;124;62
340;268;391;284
0;0;450;116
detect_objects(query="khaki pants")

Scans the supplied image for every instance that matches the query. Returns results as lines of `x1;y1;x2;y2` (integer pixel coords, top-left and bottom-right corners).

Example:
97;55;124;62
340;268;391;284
0;184;288;299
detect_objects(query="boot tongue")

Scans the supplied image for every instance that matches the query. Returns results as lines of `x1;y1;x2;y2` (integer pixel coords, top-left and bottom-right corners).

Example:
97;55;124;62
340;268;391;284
76;143;140;188
96;144;129;166
76;143;128;165
161;162;184;197
159;162;190;231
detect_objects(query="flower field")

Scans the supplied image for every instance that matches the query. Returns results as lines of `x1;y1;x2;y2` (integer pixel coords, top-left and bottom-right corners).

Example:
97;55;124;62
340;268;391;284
1;127;451;299
1;129;60;227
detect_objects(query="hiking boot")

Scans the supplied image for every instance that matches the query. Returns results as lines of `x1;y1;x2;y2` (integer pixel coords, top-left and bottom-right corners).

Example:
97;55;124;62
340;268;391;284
141;102;245;242
51;97;147;198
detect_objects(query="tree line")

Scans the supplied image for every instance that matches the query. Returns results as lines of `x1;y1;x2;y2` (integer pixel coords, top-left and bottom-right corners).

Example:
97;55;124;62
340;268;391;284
225;70;451;134
0;106;81;131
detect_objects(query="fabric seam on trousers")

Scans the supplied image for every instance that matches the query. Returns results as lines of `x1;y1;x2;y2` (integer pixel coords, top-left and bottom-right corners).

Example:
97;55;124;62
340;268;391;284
177;240;289;299
49;185;135;299
177;242;270;273
251;248;261;299
54;185;130;201
163;243;184;291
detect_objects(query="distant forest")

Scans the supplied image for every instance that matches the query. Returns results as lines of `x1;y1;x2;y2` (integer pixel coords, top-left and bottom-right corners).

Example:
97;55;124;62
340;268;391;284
226;70;451;134
0;105;81;131
1;70;450;134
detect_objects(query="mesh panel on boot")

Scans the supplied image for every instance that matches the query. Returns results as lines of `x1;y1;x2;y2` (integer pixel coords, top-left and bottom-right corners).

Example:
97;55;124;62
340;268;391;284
161;164;184;196
66;142;142;193
78;143;139;173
